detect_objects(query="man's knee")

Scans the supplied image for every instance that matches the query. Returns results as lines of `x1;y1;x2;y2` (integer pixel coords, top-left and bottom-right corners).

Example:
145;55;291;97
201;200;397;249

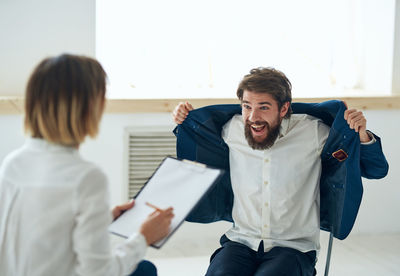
206;250;231;276
206;265;228;276
130;260;157;276
205;243;257;276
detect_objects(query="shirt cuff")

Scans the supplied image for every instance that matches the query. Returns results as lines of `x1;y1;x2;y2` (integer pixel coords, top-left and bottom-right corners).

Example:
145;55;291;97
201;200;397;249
127;232;148;253
360;131;376;145
112;232;148;275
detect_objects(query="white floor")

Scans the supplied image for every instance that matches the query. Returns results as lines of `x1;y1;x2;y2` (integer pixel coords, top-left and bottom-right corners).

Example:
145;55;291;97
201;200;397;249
113;222;400;276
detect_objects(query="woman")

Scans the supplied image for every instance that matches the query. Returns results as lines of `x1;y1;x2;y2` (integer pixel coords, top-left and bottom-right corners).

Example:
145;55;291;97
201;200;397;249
0;54;173;276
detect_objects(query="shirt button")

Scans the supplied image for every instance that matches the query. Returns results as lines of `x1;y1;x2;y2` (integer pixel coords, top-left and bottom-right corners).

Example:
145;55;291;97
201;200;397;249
264;202;268;207
264;224;268;228
264;181;268;185
264;158;269;163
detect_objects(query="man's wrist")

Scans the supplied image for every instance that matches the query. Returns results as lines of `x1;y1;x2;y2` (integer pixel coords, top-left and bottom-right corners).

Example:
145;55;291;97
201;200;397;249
360;130;376;145
359;131;371;143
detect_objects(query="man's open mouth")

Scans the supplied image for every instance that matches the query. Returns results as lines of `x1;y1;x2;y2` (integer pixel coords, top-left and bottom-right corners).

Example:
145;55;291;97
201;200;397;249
251;124;266;133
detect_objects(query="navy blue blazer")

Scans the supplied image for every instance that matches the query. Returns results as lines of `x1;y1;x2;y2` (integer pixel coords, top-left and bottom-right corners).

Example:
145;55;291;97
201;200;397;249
173;100;388;240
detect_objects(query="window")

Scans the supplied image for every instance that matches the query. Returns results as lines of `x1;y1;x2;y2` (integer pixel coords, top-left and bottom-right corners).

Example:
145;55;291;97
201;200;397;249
96;0;395;99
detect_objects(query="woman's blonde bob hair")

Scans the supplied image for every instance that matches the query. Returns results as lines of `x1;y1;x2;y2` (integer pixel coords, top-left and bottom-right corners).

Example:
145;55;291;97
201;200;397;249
24;54;107;146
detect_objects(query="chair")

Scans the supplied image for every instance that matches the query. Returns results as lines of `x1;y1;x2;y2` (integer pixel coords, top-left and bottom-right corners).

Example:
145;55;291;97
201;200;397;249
323;232;334;276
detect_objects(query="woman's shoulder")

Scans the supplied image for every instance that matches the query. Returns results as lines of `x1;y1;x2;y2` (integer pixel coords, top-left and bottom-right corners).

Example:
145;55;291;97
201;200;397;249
0;145;29;175
68;156;108;186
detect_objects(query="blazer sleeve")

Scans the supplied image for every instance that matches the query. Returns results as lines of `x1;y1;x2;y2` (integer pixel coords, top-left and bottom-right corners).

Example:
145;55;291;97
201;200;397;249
359;132;389;179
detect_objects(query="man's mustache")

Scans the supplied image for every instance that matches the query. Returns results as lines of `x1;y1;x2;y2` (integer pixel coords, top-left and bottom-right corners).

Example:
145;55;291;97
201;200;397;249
246;120;269;128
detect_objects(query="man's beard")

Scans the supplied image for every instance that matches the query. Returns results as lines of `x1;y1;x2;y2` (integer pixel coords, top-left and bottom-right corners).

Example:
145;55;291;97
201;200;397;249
244;117;282;150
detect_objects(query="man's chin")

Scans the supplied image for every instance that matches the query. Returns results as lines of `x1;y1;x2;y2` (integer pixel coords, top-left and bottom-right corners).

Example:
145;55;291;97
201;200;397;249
245;130;278;150
251;134;267;143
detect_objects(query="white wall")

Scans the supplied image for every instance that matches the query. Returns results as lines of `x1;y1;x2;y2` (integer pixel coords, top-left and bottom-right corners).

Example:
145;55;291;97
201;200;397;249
0;0;95;95
349;109;400;233
1;110;399;235
79;113;176;205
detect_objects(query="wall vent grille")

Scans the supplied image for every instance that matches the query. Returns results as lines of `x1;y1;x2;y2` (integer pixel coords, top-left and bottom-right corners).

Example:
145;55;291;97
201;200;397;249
126;127;176;199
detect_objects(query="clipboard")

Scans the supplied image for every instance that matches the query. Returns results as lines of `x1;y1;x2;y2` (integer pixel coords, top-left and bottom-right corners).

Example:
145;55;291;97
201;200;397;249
108;156;224;248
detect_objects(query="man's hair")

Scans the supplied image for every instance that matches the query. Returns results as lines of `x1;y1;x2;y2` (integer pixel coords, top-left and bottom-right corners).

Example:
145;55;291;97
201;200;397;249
24;54;107;146
236;67;292;118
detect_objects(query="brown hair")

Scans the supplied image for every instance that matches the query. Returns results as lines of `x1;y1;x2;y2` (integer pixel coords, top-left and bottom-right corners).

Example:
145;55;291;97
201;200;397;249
237;67;292;118
24;54;107;146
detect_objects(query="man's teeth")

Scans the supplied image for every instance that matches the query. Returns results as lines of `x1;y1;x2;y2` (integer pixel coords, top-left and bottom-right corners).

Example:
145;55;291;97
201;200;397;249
251;125;264;130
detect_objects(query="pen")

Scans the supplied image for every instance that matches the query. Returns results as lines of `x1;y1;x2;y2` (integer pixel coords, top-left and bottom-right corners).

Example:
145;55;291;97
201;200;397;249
145;202;163;212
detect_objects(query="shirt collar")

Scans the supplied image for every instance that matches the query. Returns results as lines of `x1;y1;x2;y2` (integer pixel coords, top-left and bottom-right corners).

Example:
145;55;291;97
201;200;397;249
26;137;78;153
279;117;290;138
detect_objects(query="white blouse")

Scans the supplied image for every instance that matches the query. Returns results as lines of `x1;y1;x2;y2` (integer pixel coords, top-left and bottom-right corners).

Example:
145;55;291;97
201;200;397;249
0;138;147;276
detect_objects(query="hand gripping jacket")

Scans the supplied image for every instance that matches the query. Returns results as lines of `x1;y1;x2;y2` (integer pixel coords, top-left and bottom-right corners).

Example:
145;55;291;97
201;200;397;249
173;100;388;240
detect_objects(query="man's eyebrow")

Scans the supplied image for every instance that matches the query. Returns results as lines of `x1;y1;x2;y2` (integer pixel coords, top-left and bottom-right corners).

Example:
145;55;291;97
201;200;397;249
258;102;272;106
242;100;273;106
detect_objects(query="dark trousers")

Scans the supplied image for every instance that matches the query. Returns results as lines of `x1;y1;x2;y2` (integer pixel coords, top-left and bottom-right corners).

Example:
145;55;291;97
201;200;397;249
205;235;316;276
129;260;157;276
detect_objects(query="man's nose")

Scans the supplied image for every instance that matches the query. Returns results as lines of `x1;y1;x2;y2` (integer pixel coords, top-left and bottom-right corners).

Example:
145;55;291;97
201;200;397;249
249;109;261;122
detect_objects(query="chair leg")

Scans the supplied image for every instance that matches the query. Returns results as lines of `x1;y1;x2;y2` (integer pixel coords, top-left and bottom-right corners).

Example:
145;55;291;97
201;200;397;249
324;232;334;276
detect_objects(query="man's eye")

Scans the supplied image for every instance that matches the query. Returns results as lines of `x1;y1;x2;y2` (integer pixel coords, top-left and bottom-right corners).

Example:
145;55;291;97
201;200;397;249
260;106;269;110
243;104;251;110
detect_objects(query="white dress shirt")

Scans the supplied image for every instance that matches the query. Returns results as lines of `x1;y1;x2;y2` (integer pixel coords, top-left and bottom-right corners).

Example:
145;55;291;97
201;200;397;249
0;138;147;276
223;114;330;253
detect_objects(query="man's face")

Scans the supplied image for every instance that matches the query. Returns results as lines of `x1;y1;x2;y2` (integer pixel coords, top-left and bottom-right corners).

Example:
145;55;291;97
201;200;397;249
241;90;289;150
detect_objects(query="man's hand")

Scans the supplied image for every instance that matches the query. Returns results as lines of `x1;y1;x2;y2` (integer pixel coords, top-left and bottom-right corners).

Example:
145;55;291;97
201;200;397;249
140;207;174;245
112;200;135;221
172;102;193;124
343;101;371;143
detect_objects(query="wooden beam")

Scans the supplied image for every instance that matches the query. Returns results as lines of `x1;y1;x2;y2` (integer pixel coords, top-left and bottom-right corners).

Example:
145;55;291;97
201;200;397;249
0;97;24;114
1;96;400;115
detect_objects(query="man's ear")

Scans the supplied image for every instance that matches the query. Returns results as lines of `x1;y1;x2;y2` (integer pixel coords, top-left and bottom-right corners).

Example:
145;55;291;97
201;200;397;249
280;102;290;118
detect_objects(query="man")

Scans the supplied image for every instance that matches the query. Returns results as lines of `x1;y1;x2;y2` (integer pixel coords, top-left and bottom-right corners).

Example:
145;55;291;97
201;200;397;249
172;67;388;276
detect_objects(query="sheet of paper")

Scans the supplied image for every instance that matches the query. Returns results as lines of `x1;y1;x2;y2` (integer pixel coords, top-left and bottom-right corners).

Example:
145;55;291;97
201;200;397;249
108;157;223;248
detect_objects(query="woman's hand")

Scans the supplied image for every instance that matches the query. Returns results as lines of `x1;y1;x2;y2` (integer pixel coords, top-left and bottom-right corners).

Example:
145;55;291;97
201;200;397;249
112;200;135;221
140;207;174;245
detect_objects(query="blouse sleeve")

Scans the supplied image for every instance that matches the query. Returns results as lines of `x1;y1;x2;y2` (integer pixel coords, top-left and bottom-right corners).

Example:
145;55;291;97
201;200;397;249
72;167;147;276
